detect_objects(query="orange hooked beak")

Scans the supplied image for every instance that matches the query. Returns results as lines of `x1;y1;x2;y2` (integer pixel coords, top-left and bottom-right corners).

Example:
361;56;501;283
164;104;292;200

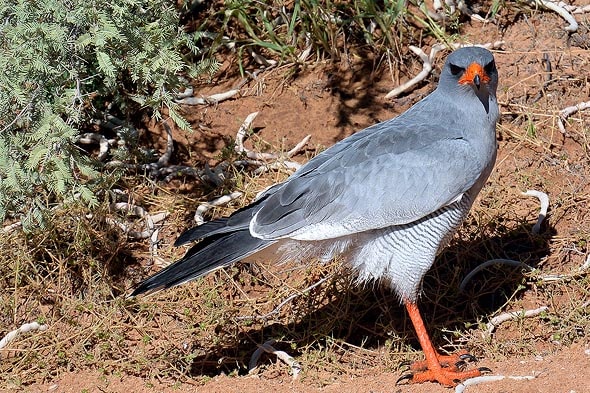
458;62;490;89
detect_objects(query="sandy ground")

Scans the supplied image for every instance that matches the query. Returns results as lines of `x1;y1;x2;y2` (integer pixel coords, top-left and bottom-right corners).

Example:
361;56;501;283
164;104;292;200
5;2;590;393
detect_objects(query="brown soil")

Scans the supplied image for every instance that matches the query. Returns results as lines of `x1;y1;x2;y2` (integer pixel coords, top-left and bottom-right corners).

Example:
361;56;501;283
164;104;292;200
29;343;590;392
12;3;590;393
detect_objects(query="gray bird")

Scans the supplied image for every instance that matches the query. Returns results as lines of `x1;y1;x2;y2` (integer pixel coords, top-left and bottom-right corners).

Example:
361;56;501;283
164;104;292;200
131;46;499;386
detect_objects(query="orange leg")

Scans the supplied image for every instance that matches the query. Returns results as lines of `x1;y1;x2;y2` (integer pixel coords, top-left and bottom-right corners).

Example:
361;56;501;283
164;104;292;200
402;301;486;386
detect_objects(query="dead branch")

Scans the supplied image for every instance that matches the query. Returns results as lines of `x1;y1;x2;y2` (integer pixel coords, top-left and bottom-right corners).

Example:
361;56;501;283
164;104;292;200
235;111;260;156
522;190;549;234
106;201;169;261
193;191;243;225
157;123;174;167
105;121;175;176
558;100;590;133
430;0;492;23
451;41;505;50
2;221;22;233
455;374;537;393
385;44;445;99
248;339;301;378
77;132;114;161
529;0;579;32
175;89;240;105
483;306;549;337
234;111;310;164
459;259;535;291
251;160;303;175
0;322;48;350
107;202;168;240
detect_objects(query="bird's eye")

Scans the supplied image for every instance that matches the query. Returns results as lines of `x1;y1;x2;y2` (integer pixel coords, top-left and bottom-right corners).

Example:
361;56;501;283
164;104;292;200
484;60;496;74
449;64;463;75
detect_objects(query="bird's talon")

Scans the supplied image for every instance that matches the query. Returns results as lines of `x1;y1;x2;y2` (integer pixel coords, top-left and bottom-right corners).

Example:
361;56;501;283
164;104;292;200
459;353;478;362
478;366;493;374
396;373;414;385
454;360;467;370
399;359;413;367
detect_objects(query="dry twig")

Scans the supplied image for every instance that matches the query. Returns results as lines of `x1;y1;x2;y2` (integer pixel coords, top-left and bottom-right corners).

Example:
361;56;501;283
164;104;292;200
529;0;579;32
236;274;333;321
521;190;549;234
106;200;169;260
193;191;243;225
558;100;590;133
248;339;301;378
451;41;505;50
455;374;537;393
385;44;445;98
483;306;549;337
2;221;22;233
77;132;113;161
460;259;534;291
175;89;240;105
0;322;48;350
234;111;310;168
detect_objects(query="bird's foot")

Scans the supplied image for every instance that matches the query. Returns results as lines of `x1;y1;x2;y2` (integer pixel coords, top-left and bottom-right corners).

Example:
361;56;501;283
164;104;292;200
409;351;477;372
398;352;491;386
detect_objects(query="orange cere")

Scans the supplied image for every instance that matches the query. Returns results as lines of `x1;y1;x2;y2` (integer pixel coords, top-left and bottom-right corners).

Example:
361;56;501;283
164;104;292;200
458;62;490;86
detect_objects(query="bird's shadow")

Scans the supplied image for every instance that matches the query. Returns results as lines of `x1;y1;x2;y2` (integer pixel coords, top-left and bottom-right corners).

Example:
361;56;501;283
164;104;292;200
177;219;553;378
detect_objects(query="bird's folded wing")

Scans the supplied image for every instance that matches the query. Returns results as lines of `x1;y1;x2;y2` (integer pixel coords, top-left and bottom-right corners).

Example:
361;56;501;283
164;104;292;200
250;122;485;241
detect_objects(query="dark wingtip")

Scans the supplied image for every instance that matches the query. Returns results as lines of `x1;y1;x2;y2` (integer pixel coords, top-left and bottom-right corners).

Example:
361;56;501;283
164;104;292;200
127;279;165;298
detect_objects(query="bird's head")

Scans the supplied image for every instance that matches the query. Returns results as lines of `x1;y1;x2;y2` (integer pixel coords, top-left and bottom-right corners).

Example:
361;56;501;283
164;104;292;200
439;46;498;114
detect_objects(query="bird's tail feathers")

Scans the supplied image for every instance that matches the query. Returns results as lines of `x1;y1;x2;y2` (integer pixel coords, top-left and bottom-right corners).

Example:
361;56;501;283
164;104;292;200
131;229;273;297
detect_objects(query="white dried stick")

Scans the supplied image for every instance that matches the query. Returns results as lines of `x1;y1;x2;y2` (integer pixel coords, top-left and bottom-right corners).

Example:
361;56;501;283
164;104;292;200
456;374;537;393
234;112;310;162
176;89;240;105
522;190;549;234
0;322;48;350
249;339;301;378
77;132;113;161
451;41;505;50
558;100;590;133
234;112;260;156
459;259;534;291
2;221;22;233
385;44;445;98
484;306;549;337
531;0;578;32
194;192;243;226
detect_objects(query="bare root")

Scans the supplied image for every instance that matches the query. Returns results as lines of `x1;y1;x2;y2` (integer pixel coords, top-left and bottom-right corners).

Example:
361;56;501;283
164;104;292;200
105;196;169;260
528;0;579;32
193;191;244;225
460;259;535;292
521;190;549;234
483;306;549;337
234;111;310;171
0;322;48;350
558;100;590;133
385;44;445;99
455;374;537;393
248;339;301;378
175;89;240;105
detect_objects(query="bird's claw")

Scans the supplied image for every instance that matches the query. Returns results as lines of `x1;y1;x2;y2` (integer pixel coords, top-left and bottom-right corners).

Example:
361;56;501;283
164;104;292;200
455;353;478;370
478;366;493;374
459;353;478;362
396;372;414;385
455;360;467;371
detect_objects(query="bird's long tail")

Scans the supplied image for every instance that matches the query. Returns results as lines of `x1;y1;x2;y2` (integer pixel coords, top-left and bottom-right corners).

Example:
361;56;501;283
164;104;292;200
130;224;273;297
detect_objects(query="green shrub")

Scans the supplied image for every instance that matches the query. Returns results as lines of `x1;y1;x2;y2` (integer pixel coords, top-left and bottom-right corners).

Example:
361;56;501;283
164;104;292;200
0;0;217;230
